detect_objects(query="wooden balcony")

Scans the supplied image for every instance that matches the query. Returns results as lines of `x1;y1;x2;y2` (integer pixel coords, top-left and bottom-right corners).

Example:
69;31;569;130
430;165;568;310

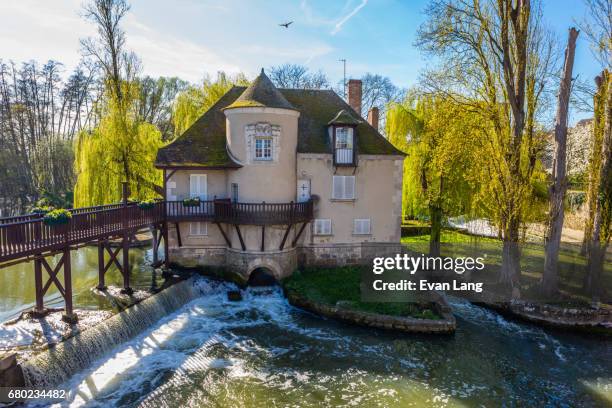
166;199;313;225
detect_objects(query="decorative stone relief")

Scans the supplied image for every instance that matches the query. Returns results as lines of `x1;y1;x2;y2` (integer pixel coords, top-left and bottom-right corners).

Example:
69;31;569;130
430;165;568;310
245;122;281;164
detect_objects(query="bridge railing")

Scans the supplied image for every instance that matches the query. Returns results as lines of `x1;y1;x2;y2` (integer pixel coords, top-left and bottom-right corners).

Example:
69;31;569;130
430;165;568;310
0;200;313;263
0;202;165;263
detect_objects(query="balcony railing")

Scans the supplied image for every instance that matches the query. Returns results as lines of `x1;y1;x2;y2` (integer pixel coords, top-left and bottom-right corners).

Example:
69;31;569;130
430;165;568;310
334;148;354;165
165;199;313;225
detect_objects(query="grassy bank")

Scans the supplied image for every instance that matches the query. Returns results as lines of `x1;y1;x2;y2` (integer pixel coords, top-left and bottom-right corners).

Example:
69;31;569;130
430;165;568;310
402;229;612;305
283;267;440;319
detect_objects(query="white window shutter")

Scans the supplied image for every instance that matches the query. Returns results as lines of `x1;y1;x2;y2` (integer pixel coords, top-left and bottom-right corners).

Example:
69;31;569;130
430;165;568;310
333;176;343;199
314;219;331;235
189;175;197;198
354;219;370;234
199;175;207;200
189;174;207;200
345;176;355;199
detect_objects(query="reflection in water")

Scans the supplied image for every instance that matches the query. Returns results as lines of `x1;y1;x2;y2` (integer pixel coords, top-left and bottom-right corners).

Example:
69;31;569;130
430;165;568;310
33;279;612;408
0;247;161;322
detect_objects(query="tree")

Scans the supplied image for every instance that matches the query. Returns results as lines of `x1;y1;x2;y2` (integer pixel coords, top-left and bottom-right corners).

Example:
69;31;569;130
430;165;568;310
75;0;164;205
172;72;248;138
136;76;188;141
387;92;483;256
417;0;556;293
542;28;579;296
268;64;329;89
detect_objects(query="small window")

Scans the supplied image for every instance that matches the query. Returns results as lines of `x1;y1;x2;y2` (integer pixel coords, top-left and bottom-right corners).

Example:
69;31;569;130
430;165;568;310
231;183;239;203
313;219;332;235
353;219;371;235
255;137;272;160
332;175;355;200
335;127;353;149
189;222;207;236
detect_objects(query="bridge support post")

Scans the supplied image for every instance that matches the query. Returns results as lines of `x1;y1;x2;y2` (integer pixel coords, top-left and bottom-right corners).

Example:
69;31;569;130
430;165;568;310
32;255;47;317
96;240;107;290
163;222;169;266
151;226;159;266
120;233;133;295
61;248;78;324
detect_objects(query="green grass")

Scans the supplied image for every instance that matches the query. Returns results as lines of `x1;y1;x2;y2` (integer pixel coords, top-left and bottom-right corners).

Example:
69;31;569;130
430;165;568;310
283;267;441;319
401;229;612;305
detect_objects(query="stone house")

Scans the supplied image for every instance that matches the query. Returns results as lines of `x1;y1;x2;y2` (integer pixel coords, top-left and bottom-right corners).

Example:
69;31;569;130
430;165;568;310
155;69;405;282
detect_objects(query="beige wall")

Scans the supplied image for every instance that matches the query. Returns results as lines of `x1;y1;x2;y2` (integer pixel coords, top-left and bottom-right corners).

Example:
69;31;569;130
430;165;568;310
167;169;228;201
297;153;403;245
224;107;299;202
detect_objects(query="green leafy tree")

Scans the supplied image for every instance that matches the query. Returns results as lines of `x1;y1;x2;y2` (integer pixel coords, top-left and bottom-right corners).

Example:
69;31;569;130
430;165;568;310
173;72;249;138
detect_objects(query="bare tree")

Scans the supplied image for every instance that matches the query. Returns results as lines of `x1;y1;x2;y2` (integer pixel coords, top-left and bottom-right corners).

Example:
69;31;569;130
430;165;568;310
268;64;329;89
417;0;557;292
542;28;579;296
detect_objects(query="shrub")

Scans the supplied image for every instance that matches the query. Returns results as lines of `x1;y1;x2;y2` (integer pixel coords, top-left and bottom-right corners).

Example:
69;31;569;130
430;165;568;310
137;199;156;210
182;197;201;207
43;209;72;226
30;206;54;215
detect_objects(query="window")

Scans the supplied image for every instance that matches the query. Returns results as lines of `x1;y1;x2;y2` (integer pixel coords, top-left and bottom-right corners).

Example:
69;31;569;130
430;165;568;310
334;126;354;165
353;219;371;235
314;219;332;235
231;183;239;203
189;222;207;236
189;174;207;200
254;137;272;160
332;176;355;200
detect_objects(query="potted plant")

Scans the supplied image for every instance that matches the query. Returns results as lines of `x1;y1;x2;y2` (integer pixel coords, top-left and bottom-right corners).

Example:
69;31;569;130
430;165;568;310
182;197;201;207
43;209;72;232
137;199;156;210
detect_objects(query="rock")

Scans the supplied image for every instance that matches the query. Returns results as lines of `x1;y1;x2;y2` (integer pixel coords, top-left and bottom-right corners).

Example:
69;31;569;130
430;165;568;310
0;353;16;371
227;290;242;301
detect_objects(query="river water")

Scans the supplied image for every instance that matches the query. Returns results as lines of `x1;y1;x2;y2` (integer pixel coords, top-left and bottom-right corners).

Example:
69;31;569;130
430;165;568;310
2;248;610;407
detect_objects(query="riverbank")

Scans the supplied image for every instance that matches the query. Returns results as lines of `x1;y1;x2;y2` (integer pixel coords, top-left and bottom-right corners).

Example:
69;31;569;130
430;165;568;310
282;267;456;334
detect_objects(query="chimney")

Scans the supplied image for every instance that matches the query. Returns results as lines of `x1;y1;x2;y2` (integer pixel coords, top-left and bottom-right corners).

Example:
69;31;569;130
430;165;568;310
367;107;379;131
347;79;362;117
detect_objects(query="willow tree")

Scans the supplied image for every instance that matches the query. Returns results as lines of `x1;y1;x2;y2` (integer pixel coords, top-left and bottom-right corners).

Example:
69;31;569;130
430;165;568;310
387;92;482;255
417;0;555;291
173;72;249;138
74;82;163;206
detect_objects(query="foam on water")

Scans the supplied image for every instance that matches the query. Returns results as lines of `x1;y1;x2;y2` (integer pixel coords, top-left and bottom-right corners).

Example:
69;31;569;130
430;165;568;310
21;276;612;407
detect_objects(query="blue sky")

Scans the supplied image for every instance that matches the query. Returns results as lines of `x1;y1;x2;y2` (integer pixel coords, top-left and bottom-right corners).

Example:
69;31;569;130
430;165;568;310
0;0;603;123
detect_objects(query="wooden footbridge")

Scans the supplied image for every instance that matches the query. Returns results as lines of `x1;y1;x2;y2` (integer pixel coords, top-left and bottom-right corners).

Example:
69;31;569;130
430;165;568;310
0;185;313;323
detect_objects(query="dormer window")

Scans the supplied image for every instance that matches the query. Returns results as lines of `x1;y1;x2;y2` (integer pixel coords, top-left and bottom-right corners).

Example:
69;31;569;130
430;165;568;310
328;109;359;167
334;126;354;165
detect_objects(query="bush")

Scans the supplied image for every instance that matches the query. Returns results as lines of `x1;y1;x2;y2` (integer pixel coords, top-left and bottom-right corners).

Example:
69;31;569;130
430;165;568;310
137;199;156;210
43;209;72;226
30;206;54;215
182;197;201;207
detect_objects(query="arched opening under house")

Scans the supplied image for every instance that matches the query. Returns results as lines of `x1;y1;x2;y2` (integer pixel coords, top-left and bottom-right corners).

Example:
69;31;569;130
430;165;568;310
247;267;278;286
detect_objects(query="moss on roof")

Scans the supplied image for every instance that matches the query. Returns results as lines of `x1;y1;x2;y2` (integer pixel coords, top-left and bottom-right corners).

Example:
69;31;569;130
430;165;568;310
327;109;360;125
155;85;404;168
155;87;243;169
224;69;295;111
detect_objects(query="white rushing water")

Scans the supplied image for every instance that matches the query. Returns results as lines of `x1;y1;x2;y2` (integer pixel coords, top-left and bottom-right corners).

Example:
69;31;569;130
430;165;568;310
23;276;612;407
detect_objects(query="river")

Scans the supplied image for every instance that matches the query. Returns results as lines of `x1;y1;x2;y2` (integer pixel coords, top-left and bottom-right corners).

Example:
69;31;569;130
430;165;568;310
1;248;610;407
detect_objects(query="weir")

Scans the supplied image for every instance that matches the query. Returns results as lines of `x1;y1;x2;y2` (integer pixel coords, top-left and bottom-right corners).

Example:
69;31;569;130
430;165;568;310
20;277;208;388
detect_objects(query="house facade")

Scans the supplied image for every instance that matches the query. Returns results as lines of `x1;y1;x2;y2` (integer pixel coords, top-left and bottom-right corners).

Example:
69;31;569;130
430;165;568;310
155;70;405;283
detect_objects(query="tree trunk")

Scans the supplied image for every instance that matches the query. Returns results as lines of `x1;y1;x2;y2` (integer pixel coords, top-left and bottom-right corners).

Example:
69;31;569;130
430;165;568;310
542;28;579;296
584;70;612;298
429;204;442;257
500;215;521;295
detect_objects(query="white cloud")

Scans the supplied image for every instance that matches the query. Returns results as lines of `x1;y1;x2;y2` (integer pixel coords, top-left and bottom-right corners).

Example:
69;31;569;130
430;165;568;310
331;0;368;35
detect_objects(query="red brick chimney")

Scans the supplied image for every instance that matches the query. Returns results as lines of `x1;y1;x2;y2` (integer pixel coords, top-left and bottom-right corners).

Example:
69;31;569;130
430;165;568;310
367;107;379;131
347;79;362;117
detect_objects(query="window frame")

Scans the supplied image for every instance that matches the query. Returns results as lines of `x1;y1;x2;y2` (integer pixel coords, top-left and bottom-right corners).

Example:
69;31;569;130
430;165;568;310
313;219;332;236
189;222;208;236
332;175;356;200
254;136;273;161
332;125;356;166
353;218;371;235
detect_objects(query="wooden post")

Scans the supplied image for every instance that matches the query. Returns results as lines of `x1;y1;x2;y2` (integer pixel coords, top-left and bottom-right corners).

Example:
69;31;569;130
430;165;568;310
151;226;159;266
33;255;45;316
121;233;133;295
97;240;107;290
163;222;170;266
62;248;78;324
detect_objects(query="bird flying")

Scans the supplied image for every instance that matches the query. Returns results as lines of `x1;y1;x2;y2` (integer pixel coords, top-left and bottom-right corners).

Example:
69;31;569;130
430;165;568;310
279;21;293;28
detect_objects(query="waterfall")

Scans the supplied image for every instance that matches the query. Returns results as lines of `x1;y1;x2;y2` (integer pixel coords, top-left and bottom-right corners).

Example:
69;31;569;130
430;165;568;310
21;277;209;388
